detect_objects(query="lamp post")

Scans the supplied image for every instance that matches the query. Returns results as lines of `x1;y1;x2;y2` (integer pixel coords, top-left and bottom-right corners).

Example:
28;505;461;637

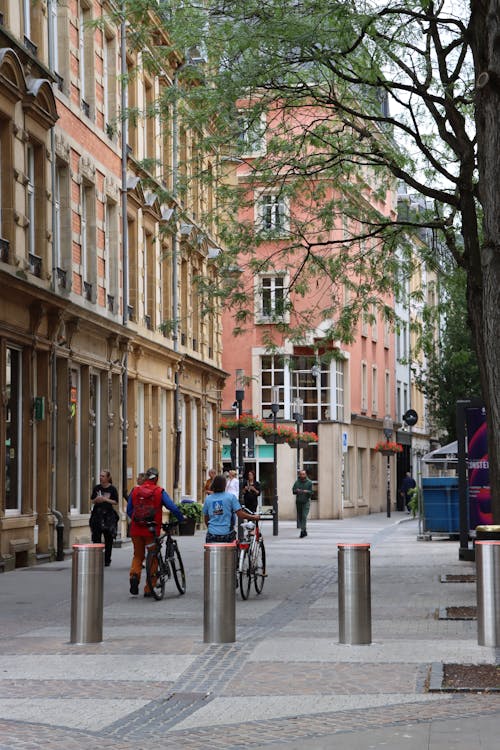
383;414;394;518
270;386;280;536
292;397;304;466
235;369;245;500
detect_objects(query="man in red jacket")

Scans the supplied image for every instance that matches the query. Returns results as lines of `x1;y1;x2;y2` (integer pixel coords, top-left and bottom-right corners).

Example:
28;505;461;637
127;467;185;596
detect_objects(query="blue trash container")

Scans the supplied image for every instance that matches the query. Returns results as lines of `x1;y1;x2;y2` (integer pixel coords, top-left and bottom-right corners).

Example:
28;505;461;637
422;477;459;534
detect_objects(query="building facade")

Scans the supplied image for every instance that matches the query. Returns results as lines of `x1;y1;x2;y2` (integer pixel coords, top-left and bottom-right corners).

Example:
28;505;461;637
221;105;436;520
0;1;224;570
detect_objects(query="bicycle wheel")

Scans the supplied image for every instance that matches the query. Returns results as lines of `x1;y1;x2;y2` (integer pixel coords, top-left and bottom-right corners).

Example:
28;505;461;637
170;542;186;594
238;548;252;600
253;539;266;594
145;546;166;600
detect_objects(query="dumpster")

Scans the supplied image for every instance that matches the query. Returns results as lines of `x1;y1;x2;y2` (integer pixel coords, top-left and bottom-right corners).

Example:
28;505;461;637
422;477;459;534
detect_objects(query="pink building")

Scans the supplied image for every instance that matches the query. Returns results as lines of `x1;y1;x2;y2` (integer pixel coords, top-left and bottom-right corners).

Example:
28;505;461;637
221;103;399;520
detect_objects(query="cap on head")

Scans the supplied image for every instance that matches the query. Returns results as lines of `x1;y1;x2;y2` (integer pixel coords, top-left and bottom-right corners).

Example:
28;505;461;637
145;467;159;480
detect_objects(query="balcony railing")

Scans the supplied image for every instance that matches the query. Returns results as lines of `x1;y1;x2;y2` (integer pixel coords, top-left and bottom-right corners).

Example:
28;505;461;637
107;294;115;313
83;281;93;301
28;253;42;277
24;36;38;57
127;304;134;321
54;73;64;92
81;99;90;118
56;267;67;289
0;237;9;262
181;332;187;346
144;314;152;330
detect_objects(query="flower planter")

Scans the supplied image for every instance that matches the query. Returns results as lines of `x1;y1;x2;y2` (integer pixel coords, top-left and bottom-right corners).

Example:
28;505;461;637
287;439;317;449
379;449;397;456
261;434;288;444
179;517;196;536
225;427;255;440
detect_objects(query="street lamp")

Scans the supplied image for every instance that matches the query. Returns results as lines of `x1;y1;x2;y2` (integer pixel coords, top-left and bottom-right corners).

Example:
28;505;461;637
270;385;280;536
235;369;245;499
383;414;394;518
292;396;304;471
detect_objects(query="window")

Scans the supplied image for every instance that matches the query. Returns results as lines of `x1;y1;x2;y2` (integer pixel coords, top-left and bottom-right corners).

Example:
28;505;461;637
329;358;345;422
81;182;96;300
89;373;101;491
357;448;365;500
48;0;59;73
371;304;378;341
79;1;94;117
238;111;266;155
361;361;367;412
371;365;378;414
261;355;285;418
385;370;391;415
104;199;118;310
69;367;81;512
26;142;44;275
5;347;22;513
127;216;138;320
143;229;155;328
258;274;287;321
258;193;288;234
0;117;12;258
103;31;117;137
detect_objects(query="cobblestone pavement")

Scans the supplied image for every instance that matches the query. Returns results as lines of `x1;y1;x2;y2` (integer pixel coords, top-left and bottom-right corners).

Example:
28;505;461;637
0;513;499;749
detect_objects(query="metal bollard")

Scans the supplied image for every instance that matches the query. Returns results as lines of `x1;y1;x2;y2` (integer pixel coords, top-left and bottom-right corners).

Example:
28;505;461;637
476;541;500;647
204;542;236;643
338;543;371;645
70;544;104;644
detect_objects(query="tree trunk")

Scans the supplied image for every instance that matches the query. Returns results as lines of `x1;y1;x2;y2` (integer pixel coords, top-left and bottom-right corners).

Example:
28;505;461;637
469;0;500;522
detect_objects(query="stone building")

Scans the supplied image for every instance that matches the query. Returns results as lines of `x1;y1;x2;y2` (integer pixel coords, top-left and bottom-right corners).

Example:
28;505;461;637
0;1;224;570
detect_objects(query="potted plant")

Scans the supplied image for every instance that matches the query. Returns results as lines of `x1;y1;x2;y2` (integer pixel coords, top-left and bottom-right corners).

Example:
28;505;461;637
175;499;204;535
287;430;319;448
374;440;403;456
257;422;297;444
219;414;265;439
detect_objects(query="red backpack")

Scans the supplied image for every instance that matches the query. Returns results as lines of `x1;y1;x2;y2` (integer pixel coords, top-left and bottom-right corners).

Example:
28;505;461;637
132;483;161;525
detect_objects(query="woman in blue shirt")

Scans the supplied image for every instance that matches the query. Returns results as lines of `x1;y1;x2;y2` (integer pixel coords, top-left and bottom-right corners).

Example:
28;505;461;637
203;474;259;542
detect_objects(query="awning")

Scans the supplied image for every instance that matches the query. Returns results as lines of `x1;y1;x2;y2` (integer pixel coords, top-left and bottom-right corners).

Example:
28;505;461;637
422;440;458;464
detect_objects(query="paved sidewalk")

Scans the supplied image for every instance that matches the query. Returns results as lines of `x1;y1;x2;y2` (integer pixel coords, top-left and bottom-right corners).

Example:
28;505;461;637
0;512;499;749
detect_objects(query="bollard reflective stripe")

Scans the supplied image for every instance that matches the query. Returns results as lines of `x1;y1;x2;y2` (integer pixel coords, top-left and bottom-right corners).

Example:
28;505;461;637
338;543;371;645
203;542;236;644
476;541;500;647
70;544;104;645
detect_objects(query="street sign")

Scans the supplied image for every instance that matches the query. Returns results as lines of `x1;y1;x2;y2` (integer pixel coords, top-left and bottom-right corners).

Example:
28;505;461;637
403;409;418;427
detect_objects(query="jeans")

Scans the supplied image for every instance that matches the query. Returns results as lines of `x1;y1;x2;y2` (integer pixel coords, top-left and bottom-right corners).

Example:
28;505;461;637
91;528;114;565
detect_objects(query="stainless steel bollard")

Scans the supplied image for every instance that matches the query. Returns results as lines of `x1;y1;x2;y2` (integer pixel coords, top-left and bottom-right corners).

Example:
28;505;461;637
476;541;500;647
204;542;236;643
70;544;104;644
338;543;371;645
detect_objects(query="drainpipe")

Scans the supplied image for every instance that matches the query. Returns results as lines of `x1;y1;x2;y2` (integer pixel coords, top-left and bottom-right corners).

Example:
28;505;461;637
120;12;129;507
48;5;64;560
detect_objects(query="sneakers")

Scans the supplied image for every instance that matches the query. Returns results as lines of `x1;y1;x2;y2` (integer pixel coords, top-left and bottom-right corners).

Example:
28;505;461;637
300;530;308;538
129;574;139;595
143;591;153;598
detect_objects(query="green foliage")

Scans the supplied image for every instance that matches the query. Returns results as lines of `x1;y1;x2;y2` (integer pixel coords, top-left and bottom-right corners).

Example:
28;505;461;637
414;266;482;442
407;487;419;518
176;501;204;523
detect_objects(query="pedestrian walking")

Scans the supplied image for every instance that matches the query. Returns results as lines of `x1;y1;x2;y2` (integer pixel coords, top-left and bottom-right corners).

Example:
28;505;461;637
89;470;119;566
203;474;259;543
127;467;185;597
400;471;416;512
242;470;261;512
292;469;313;538
226;469;240;498
204;468;216;495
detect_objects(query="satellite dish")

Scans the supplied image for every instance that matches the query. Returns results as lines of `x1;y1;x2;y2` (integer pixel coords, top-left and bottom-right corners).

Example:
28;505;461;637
403;409;418;427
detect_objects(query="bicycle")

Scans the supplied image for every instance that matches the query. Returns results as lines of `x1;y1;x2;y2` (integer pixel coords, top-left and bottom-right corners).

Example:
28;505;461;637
237;517;266;600
145;521;186;600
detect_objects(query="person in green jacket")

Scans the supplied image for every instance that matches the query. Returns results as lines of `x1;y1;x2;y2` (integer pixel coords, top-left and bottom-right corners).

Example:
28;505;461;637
293;469;313;538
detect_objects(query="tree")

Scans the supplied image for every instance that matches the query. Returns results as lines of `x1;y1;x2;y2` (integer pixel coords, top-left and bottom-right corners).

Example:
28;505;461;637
119;0;500;521
415;266;482;442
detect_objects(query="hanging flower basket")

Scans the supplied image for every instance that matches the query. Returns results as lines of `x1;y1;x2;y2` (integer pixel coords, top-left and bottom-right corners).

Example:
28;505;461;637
262;433;289;444
375;440;403;456
286;430;318;448
219;415;264;440
257;423;297;445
